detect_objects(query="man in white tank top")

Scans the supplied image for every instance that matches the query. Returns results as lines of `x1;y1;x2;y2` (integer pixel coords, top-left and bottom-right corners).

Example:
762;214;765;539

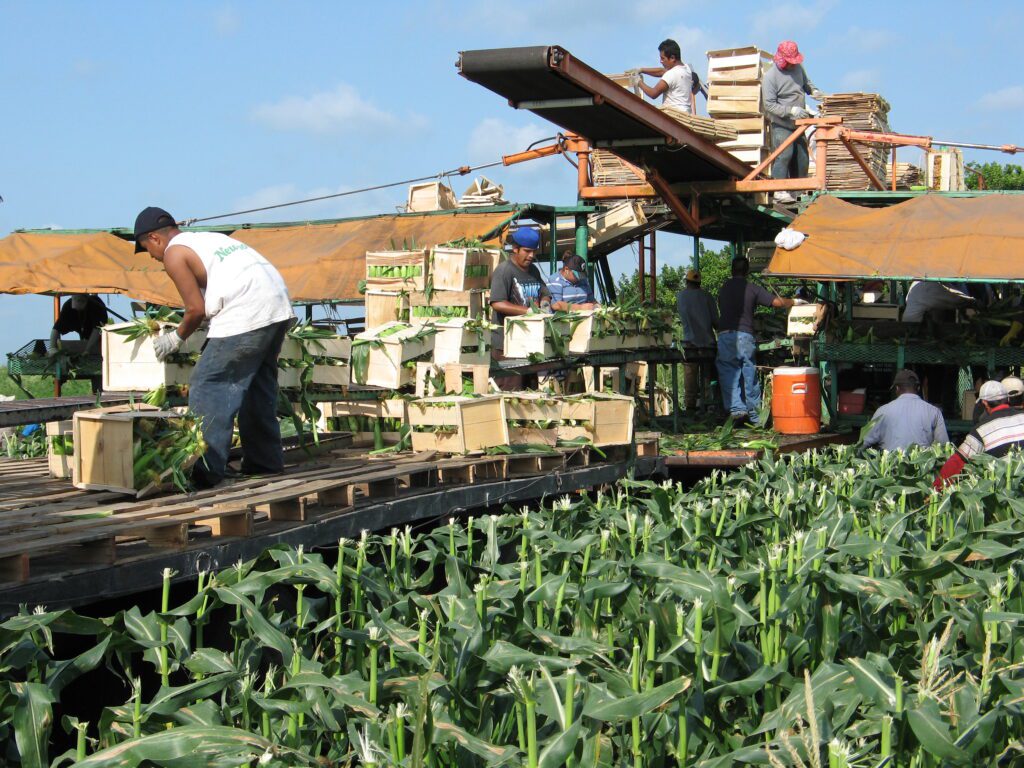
134;206;295;488
637;38;696;114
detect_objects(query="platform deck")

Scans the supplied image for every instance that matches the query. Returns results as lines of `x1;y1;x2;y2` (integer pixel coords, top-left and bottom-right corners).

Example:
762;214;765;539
0;445;659;614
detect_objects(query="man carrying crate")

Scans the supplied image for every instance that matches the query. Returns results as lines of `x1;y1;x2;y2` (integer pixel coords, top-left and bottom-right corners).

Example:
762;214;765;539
133;206;295;488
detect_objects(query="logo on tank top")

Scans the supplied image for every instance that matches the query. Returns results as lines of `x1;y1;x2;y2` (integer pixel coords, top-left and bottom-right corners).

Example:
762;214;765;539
213;243;251;261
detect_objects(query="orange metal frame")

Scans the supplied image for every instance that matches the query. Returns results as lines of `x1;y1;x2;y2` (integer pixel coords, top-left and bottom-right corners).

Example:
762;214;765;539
501;117;1005;235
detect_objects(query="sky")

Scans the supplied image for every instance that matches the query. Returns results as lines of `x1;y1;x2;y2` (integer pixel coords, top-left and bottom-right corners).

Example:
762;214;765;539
1;0;1022;356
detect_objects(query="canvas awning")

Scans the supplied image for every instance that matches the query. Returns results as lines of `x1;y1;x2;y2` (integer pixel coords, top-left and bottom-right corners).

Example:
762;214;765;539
0;210;515;304
764;194;1024;281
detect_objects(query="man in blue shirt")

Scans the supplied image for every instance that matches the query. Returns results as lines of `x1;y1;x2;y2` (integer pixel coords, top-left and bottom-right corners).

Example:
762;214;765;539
548;252;598;311
862;369;949;451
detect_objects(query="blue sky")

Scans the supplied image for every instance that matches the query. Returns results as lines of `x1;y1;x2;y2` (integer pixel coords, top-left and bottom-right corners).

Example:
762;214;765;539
1;0;1022;356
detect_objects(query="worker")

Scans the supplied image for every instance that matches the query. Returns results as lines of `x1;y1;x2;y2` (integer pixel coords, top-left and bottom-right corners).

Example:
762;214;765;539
1001;376;1024;408
934;380;1024;488
676;269;718;411
762;40;824;204
489;227;551;389
716;257;795;424
902;281;975;324
548;252;598;311
862;369;948;451
133;206;295;489
49;293;108;356
637;39;697;115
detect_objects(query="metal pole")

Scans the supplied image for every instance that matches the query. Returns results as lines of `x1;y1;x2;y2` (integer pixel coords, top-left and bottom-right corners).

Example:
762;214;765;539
671;363;679;433
53;295;61;397
650;231;657;302
638;237;646;302
575;213;592;293
550;212;558;273
692;235;700;272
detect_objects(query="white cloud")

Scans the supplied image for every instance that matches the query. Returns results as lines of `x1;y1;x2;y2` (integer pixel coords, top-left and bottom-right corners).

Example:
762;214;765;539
976;85;1024;112
213;5;241;36
751;0;837;38
252;84;426;138
839;68;881;92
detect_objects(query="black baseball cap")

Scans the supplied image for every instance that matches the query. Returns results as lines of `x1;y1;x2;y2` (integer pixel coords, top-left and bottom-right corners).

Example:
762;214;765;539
133;206;177;252
562;252;585;271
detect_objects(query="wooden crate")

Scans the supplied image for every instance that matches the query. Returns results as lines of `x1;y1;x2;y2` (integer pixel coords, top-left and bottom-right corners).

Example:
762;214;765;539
46;420;74;479
408;395;509;454
279;334;351;361
430;318;491;366
707;83;763;118
430;247;495;291
409;289;487;325
706;46;772;84
557;393;635;447
365;290;410;330
503;314;573;358
321;398;407;420
588;202;647;247
504;393;560;447
415;362;490;396
101;322;206;392
568;310;638;354
406;181;456;212
351;322;435;389
72;404;195;497
365;249;429;291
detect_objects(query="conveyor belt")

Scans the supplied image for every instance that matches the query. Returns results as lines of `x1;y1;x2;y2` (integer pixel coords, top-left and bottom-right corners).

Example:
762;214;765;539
458;46;750;183
0;395;131;428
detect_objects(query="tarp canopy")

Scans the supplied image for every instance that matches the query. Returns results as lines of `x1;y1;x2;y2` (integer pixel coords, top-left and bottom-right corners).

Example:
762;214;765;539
764;194;1024;281
0;210;514;304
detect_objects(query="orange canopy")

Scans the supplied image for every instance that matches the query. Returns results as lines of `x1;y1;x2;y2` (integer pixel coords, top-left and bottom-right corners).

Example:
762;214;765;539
764;194;1024;281
0;210;514;303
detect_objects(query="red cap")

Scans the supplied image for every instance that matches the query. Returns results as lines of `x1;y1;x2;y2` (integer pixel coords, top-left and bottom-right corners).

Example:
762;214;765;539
774;41;804;69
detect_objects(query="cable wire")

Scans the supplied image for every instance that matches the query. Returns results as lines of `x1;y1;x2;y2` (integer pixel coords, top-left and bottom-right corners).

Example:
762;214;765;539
179;159;507;226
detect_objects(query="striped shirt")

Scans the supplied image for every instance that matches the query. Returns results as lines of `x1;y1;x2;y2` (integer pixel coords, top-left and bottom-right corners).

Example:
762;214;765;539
958;405;1024;460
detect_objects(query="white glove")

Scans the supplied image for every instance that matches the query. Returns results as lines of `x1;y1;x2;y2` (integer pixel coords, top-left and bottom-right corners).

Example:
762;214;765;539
793;298;809;306
153;330;184;362
789;106;811;119
810;88;825;100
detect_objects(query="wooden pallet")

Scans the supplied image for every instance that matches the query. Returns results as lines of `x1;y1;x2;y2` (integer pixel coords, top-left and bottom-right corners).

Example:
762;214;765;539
0;440;609;584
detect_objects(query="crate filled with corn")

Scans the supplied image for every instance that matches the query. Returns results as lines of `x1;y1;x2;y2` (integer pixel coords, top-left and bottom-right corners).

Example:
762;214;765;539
101;312;206;392
365;248;429;291
350;322;436;389
72;404;206;497
430;241;497;291
503;392;561;446
407;394;508;453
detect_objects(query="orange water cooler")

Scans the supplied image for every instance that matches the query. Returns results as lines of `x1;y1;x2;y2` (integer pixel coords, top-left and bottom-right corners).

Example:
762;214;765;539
771;367;821;435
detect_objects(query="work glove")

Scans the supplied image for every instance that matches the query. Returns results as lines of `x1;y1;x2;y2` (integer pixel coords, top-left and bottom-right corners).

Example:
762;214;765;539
153;330;184;362
1000;320;1024;347
789;106;811;119
793;298;809;306
810;88;825;100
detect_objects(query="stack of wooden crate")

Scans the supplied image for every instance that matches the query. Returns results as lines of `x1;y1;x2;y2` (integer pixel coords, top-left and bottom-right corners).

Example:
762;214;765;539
818;93;892;190
705;46;774;167
407;246;493;325
926;148;966;191
364;249;428;329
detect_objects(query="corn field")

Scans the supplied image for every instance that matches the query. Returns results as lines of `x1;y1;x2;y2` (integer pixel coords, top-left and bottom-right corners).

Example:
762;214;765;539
3;445;1024;766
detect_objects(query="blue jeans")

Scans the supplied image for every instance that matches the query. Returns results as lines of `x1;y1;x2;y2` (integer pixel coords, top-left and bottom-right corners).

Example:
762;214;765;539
771;123;809;180
189;319;291;482
717;331;761;422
